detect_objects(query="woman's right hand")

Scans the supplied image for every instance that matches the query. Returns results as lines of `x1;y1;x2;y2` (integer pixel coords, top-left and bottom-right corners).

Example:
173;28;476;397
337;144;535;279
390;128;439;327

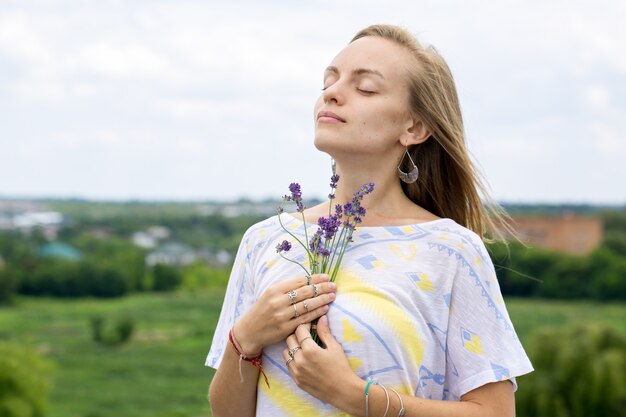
233;274;336;356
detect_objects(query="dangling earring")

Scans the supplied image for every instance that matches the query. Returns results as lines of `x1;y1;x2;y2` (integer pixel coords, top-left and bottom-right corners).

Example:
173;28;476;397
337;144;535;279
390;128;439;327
331;158;337;176
397;145;419;183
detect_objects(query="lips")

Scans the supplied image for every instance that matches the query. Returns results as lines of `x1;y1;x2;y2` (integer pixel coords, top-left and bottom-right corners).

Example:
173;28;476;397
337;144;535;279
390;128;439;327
317;111;346;122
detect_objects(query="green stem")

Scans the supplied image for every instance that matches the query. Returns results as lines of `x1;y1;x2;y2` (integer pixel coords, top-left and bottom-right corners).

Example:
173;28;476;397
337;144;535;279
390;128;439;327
331;230;353;281
278;212;313;266
278;252;311;277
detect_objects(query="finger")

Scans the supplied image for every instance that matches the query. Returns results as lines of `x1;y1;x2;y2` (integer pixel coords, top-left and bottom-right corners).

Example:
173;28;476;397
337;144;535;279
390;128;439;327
274;274;329;294
295;323;316;349
286;333;299;350
315;315;337;349
282;349;295;370
295;322;311;338
284;281;336;307
289;304;330;328
282;288;335;321
293;290;335;317
298;281;337;301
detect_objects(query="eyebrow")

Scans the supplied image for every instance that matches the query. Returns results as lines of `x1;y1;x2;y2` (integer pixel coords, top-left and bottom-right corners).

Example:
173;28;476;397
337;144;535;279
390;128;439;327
325;66;385;79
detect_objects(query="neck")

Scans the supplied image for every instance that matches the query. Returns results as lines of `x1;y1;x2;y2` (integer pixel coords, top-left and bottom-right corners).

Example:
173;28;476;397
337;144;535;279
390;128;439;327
330;156;414;223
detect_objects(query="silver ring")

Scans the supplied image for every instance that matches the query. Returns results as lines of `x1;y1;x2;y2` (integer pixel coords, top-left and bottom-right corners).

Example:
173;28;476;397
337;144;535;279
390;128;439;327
288;346;301;358
292;303;299;318
306;275;311;285
303;300;309;311
311;324;317;331
286;357;294;367
288;290;297;304
312;284;318;297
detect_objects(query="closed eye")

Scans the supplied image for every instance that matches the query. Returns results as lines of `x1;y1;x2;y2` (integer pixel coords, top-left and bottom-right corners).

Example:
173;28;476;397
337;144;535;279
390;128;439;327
358;88;376;95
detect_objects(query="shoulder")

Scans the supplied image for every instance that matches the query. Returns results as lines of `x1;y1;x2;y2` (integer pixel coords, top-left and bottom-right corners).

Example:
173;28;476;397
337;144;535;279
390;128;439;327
240;215;283;246
420;219;491;265
237;214;295;261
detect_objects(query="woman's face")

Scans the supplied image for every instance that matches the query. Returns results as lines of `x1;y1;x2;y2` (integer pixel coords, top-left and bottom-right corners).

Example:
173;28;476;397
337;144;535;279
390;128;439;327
314;36;415;158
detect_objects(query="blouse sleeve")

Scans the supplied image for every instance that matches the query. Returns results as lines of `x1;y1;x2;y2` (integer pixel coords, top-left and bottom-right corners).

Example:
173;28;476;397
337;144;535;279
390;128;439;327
443;233;534;400
205;228;258;369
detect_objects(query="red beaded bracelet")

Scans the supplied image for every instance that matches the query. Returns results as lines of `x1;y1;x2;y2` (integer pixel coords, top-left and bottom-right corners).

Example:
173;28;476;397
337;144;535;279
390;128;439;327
228;327;270;388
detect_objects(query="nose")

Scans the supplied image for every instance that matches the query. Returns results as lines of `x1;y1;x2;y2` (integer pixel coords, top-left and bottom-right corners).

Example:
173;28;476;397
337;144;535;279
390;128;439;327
322;80;344;105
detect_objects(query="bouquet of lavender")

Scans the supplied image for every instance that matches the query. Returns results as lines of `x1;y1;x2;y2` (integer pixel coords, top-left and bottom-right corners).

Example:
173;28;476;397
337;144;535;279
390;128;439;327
276;175;374;342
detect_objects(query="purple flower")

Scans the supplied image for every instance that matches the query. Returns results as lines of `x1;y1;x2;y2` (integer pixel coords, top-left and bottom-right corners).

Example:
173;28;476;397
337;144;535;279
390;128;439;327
330;174;340;189
317;214;340;241
289;183;302;199
309;230;323;253
288;183;305;212
276;240;292;253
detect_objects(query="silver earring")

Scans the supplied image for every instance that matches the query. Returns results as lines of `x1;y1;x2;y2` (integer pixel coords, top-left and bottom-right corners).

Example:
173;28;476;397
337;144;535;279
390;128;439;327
331;158;336;175
397;146;419;183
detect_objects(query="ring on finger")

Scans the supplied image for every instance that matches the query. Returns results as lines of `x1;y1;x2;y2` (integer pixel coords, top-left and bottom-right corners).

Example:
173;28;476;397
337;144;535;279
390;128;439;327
288;346;301;358
312;284;318;297
288;290;297;304
286;357;294;367
300;336;312;344
303;300;309;311
292;303;299;318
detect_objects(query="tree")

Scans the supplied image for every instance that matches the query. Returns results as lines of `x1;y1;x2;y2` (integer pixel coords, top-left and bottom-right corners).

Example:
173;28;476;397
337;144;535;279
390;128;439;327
152;264;182;291
0;343;52;417
0;267;16;304
517;325;626;417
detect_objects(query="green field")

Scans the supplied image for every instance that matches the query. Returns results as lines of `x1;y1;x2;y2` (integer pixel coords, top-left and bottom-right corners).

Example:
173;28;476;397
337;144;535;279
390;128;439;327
1;293;625;417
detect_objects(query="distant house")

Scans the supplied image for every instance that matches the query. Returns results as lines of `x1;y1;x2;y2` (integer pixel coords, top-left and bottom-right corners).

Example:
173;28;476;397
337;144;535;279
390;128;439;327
0;210;64;240
132;232;157;249
495;212;603;256
132;226;171;249
38;242;82;261
198;248;232;267
146;242;197;267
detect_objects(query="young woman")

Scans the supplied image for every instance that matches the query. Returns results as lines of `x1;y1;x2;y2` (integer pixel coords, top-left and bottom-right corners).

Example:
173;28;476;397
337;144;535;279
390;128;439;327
207;24;533;417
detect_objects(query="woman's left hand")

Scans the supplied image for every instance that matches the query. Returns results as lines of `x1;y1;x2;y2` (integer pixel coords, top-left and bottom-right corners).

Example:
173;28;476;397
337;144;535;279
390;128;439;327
282;315;359;404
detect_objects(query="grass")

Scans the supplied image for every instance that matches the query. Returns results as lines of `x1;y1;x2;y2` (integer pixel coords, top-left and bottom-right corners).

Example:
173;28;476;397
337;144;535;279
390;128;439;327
0;291;224;417
1;293;625;417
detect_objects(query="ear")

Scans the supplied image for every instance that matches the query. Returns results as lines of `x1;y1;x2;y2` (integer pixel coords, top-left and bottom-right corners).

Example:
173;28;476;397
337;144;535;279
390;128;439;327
400;117;432;146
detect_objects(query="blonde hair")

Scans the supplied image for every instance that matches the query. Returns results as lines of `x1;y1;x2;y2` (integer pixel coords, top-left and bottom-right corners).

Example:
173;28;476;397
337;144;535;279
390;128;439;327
351;24;518;244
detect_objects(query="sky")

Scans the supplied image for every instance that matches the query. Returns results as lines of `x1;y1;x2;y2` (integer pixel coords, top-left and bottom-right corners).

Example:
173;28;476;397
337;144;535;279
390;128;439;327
0;0;625;204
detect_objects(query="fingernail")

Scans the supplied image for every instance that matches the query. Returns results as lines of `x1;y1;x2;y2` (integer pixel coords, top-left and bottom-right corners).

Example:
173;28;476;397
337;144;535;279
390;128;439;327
328;292;336;300
329;282;337;290
320;315;328;324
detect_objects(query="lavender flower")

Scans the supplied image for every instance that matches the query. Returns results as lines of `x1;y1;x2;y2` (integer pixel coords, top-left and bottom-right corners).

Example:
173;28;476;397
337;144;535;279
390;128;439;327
276;240;292;253
288;183;305;212
275;174;375;345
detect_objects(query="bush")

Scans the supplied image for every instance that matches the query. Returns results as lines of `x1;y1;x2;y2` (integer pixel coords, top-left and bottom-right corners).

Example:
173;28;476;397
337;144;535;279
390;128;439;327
0;268;16;305
152;265;182;292
18;260;132;298
0;343;52;417
517;324;626;417
181;263;229;291
90;315;135;346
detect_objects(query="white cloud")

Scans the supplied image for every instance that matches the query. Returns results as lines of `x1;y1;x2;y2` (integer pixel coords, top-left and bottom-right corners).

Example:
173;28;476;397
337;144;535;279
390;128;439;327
584;85;611;111
0;1;625;203
588;122;626;154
